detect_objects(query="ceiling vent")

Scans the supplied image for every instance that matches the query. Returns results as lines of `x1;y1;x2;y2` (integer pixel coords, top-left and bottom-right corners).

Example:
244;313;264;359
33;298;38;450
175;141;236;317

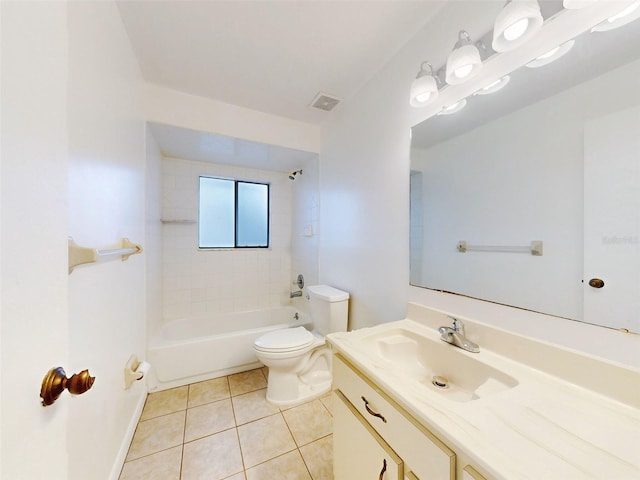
309;92;341;112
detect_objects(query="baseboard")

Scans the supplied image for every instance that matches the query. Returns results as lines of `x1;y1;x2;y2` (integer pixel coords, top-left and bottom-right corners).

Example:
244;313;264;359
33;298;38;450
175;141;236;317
108;388;147;480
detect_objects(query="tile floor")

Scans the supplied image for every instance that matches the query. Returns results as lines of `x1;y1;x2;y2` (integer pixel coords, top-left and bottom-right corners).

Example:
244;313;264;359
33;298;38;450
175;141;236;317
119;368;335;480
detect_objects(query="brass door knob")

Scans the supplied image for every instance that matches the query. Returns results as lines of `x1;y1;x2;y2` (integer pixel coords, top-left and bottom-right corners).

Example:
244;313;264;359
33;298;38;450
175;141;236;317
40;367;95;406
588;278;605;289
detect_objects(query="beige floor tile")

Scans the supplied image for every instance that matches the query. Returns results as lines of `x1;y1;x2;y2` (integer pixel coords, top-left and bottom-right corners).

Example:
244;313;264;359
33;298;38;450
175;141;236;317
237;414;296;468
119;445;182;480
300;435;333;480
181;429;244;480
282;400;332;446
232;388;279;425
319;392;335;417
188;376;230;408
229;369;267;396
140;386;188;421
245;450;312;480
126;411;185;461
185;398;236;442
224;473;246;480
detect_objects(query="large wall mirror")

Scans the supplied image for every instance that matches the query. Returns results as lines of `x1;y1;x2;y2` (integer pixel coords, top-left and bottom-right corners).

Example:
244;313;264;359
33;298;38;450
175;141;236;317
410;12;640;333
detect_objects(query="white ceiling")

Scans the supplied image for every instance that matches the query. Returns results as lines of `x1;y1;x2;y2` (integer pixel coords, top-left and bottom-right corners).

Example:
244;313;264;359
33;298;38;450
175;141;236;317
148;122;318;172
116;0;446;126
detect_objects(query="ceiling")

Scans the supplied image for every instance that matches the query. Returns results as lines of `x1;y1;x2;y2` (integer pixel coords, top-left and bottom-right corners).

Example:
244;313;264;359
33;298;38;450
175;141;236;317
117;0;447;126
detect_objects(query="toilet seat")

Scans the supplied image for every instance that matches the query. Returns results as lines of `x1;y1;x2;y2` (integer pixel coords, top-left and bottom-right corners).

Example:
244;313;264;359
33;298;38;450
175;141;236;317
254;326;316;353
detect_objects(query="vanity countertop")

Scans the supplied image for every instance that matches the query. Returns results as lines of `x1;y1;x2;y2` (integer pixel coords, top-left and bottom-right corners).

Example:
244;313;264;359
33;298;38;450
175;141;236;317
327;318;640;480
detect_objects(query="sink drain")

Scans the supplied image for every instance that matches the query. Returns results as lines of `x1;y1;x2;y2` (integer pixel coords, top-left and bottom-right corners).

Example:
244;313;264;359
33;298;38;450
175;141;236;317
432;375;449;389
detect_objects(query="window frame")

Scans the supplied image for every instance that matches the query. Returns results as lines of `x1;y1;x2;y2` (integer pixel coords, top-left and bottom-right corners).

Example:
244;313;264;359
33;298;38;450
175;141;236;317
198;176;270;250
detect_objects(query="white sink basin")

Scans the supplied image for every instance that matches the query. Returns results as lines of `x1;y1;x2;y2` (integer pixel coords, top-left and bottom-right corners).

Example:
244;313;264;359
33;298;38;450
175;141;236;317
360;328;518;402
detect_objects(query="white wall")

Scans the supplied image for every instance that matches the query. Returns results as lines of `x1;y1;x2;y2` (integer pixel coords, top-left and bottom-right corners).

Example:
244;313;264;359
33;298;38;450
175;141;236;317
319;2;503;330
1;2;70;478
319;1;639;366
161;157;294;320
66;3;147;479
145;127;164;343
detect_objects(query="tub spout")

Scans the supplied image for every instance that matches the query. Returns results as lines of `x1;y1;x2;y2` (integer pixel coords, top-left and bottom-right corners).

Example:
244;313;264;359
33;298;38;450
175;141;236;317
290;291;303;298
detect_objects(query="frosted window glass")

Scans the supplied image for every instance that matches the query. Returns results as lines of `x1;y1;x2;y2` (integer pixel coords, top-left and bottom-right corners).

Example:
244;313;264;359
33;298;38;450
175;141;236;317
199;177;234;248
237;182;269;247
198;177;269;248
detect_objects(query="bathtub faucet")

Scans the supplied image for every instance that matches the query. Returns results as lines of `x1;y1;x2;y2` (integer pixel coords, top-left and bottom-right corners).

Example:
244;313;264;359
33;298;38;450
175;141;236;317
290;291;303;298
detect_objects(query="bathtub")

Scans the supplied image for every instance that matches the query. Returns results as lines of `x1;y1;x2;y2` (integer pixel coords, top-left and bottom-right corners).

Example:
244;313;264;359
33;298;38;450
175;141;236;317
147;306;309;391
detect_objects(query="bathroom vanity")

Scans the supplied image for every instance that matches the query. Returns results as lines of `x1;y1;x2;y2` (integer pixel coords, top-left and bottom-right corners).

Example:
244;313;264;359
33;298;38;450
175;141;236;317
327;304;640;480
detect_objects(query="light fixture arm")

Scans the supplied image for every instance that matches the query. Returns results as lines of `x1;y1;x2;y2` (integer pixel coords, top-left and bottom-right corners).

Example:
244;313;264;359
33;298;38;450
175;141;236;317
453;30;474;50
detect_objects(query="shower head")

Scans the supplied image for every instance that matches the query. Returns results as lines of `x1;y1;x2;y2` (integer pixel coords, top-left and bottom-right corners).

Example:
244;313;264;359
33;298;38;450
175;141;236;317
288;169;303;181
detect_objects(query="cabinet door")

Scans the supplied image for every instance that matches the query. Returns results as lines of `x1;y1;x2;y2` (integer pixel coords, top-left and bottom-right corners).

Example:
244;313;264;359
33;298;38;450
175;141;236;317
334;391;403;480
463;465;488;480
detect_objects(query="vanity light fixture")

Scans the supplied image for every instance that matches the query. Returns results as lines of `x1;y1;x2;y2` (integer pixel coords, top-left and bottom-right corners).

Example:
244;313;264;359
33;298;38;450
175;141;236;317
492;0;543;52
474;75;511;95
437;99;467;115
410;62;440;107
562;0;598;9
591;0;640;32
526;39;575;68
445;31;483;85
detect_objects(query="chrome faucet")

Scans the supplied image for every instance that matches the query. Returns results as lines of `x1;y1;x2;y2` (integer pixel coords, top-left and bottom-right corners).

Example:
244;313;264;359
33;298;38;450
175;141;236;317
438;317;480;353
290;291;303;298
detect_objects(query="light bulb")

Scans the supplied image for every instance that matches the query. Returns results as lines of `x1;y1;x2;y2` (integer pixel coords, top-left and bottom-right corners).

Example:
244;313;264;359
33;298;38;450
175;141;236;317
416;91;432;103
608;0;640;23
537;46;560;60
455;64;473;79
503;17;529;41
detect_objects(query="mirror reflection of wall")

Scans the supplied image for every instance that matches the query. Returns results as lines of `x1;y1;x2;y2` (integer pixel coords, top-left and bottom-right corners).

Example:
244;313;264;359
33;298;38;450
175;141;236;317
410;33;640;332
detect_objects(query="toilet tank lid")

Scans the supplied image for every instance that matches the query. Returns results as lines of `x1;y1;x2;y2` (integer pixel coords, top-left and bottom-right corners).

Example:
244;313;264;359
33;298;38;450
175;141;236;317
307;285;349;302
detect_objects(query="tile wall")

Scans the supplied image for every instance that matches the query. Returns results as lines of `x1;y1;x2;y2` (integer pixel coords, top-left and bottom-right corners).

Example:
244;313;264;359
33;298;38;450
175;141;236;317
161;157;294;320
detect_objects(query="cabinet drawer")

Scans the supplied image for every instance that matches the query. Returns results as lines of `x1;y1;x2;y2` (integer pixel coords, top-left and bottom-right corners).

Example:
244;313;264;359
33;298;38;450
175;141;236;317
334;354;455;480
334;390;403;480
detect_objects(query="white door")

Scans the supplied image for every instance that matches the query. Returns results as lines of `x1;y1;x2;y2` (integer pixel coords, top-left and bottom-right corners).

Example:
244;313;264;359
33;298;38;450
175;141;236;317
583;106;640;333
1;2;71;478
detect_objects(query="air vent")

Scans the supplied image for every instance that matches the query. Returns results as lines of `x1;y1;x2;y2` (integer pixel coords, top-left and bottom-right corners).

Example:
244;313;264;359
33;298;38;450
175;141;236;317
309;92;341;112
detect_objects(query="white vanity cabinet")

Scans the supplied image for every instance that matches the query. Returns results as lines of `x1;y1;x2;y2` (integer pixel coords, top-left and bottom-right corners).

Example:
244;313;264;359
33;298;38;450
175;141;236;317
462;466;488;480
333;354;456;480
334;390;403;479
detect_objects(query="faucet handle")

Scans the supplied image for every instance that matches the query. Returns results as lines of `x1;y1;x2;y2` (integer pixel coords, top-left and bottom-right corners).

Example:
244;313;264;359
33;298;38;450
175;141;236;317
448;316;465;335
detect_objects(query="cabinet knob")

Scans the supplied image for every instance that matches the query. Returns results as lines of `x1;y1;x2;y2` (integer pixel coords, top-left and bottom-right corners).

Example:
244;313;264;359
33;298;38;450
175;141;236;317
588;278;605;289
378;458;387;480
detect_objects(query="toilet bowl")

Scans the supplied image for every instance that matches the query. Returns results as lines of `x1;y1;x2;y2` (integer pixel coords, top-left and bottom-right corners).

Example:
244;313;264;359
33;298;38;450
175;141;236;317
253;285;349;407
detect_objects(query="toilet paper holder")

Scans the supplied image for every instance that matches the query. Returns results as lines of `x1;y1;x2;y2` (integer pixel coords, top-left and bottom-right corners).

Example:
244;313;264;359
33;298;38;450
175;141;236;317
124;355;150;390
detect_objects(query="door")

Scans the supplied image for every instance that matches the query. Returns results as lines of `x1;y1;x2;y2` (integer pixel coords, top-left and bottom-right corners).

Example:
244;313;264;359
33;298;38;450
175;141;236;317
333;391;403;480
583;106;640;332
1;1;71;478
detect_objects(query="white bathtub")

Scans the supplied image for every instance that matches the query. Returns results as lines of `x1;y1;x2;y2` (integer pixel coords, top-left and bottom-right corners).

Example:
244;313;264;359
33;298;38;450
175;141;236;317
147;306;308;391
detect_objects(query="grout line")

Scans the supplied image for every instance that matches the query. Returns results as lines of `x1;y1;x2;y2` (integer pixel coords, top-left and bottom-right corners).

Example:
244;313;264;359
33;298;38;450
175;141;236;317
227;374;248;477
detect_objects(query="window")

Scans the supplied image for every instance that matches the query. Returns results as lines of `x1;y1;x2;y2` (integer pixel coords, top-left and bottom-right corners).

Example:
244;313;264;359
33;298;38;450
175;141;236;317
199;176;269;248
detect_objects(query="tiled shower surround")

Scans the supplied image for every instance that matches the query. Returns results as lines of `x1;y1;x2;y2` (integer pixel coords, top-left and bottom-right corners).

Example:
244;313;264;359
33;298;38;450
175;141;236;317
162;158;295;320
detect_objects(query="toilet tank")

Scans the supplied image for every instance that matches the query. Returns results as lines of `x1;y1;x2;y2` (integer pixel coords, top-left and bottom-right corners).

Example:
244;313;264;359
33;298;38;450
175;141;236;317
307;285;349;335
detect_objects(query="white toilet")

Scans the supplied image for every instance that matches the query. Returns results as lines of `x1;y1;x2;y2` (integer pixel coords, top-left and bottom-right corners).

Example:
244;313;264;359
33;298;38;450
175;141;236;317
253;285;349;407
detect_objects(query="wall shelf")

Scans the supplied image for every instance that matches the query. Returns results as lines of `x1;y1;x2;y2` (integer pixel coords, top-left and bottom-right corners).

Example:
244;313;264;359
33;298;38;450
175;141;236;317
160;219;196;225
68;237;143;273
